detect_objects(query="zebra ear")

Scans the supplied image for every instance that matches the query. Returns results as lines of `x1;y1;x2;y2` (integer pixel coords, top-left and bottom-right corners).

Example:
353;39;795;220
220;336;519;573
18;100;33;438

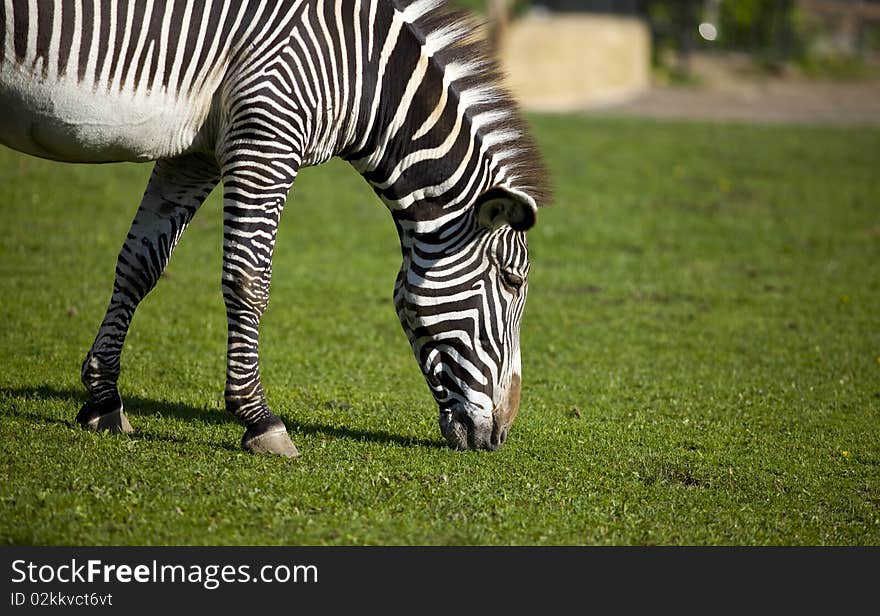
475;187;538;232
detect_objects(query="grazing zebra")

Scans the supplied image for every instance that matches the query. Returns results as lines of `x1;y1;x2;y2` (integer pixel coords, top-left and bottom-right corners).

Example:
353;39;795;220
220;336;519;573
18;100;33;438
0;0;551;456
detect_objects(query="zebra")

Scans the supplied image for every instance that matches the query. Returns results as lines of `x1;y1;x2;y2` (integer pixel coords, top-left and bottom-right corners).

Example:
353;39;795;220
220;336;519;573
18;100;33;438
0;0;551;456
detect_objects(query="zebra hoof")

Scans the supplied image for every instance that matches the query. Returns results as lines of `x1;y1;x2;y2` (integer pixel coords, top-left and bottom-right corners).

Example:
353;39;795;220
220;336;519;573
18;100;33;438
76;395;134;434
241;416;300;458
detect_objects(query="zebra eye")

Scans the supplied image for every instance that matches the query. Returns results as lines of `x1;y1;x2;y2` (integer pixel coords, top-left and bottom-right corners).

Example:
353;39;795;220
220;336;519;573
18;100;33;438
501;270;524;291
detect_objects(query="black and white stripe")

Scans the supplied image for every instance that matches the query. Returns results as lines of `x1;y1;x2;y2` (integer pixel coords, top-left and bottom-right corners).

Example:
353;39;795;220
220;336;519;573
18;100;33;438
1;0;551;453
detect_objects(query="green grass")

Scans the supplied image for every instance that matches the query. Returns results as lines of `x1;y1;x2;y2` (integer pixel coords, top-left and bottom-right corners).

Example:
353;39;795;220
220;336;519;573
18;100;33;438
1;116;878;545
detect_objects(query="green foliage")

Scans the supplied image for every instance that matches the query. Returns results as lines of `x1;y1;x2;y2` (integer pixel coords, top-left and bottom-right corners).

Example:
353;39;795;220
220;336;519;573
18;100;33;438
719;0;794;52
1;117;879;545
449;0;484;14
645;0;811;73
791;53;876;80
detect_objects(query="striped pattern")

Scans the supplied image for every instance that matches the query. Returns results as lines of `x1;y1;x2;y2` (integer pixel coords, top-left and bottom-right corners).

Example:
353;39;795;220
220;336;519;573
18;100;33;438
395;223;531;407
1;0;550;451
2;0;248;95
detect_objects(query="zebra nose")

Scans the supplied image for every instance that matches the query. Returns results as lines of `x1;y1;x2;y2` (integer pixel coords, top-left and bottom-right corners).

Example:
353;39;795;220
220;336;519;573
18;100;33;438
439;406;495;451
488;422;509;450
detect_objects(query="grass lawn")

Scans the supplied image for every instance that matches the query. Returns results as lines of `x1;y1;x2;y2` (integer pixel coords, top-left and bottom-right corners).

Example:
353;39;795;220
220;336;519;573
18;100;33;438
1;116;878;545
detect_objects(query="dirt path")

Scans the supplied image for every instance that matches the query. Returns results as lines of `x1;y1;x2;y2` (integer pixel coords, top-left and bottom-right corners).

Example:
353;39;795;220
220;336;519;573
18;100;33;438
587;79;880;125
582;55;880;126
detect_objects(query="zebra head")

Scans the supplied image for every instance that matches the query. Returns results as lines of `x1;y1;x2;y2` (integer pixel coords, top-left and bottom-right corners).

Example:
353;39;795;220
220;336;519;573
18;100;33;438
393;186;538;451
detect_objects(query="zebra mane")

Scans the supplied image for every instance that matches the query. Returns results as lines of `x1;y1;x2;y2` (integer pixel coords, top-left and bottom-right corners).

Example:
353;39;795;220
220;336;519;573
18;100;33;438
397;0;553;207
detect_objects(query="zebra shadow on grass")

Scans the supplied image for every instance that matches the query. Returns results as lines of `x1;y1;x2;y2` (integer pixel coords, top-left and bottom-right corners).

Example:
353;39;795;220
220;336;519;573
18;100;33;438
0;384;443;451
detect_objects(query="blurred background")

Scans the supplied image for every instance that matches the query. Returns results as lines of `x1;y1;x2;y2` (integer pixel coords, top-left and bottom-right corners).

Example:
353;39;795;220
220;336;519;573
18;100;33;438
456;0;880;124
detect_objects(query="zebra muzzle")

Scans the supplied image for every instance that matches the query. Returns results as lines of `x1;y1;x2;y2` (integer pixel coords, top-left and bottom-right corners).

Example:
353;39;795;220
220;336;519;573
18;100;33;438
438;405;498;451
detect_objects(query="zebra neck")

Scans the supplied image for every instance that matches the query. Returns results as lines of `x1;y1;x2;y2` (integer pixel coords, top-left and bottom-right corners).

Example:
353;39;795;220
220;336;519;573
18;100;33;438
337;0;528;234
394;208;479;257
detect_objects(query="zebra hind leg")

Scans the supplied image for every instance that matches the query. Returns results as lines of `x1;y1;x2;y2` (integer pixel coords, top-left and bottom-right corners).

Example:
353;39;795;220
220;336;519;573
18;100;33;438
78;154;220;434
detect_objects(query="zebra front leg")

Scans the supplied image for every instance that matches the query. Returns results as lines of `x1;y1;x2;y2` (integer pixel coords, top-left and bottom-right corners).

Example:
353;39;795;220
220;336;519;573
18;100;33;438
220;163;299;457
78;155;220;433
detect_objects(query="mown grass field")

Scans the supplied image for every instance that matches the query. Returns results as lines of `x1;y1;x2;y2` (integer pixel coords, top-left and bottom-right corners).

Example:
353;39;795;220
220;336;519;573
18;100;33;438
1;116;878;545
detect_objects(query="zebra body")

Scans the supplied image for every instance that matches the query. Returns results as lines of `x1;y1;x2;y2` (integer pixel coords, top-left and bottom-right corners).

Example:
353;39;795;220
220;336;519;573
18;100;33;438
1;1;298;163
1;0;550;453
